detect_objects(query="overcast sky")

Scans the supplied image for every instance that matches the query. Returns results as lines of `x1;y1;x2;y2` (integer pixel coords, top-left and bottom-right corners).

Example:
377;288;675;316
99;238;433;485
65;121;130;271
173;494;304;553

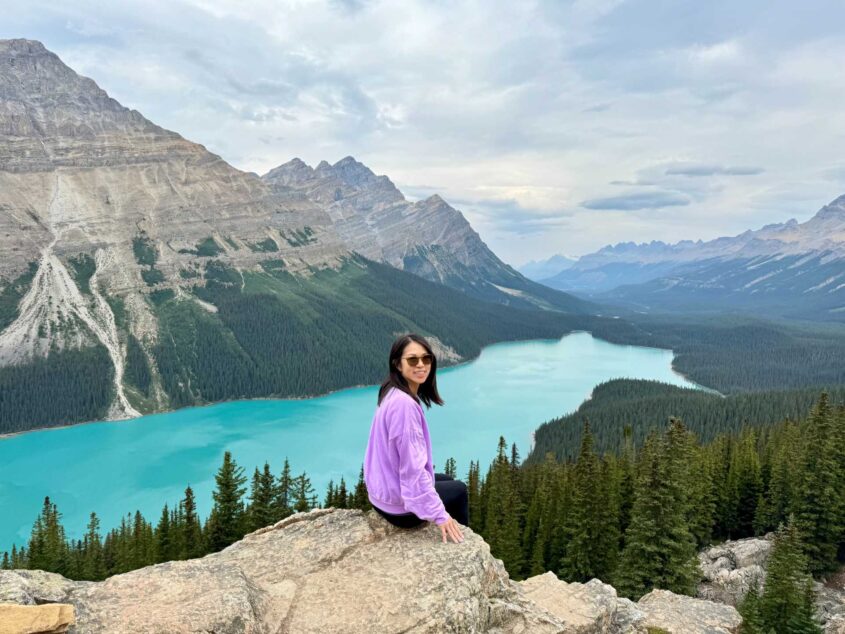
4;0;845;265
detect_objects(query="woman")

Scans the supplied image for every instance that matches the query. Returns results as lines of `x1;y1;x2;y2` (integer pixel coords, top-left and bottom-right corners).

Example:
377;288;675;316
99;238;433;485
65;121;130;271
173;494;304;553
363;333;467;544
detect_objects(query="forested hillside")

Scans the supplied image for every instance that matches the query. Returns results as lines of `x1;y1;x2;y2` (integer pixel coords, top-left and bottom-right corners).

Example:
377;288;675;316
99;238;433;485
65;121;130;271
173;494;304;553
529;379;845;462
586;313;845;394
0;255;585;434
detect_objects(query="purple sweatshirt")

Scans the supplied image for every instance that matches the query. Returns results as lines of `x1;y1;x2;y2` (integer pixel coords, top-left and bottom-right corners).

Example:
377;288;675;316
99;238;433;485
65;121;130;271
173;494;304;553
363;386;449;526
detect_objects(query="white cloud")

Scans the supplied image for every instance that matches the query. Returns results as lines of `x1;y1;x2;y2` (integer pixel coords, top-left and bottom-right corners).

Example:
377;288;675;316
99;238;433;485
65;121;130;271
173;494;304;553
2;0;845;265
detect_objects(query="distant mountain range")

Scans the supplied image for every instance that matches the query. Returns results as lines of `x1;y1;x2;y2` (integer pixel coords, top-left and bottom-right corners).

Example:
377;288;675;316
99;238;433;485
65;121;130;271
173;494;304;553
517;255;576;282
525;196;845;321
0;38;590;432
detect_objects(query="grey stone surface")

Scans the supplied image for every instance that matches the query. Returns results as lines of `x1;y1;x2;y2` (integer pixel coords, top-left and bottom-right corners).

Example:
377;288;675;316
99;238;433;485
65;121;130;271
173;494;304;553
638;589;742;633
698;536;772;606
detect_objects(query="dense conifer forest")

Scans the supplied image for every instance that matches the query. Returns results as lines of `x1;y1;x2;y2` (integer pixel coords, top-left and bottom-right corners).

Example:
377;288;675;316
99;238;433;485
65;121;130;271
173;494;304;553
586;313;845;394
5;392;842;634
0;345;114;433
530;379;845;462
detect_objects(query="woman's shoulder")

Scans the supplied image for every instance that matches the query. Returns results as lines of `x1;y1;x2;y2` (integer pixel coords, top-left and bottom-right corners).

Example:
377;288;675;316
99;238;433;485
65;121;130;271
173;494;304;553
381;387;422;413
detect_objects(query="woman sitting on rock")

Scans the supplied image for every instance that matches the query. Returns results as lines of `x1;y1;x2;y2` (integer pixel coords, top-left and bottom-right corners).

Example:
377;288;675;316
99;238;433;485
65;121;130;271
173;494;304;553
363;333;467;544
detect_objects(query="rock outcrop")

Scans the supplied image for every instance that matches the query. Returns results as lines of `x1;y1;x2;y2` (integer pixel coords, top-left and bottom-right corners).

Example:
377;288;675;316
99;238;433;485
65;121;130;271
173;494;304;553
518;572;645;632
698;535;772;605
0;508;744;634
0;603;74;633
638;590;742;633
697;534;845;632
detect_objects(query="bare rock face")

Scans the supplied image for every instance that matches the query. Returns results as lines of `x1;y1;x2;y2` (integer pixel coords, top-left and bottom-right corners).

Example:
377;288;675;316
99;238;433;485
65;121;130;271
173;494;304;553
518;572;645;633
638;590;742;633
264;157;501;281
0;508;750;634
698;536;772;605
0;509;581;633
817;572;845;634
262;157;586;312
0;603;74;634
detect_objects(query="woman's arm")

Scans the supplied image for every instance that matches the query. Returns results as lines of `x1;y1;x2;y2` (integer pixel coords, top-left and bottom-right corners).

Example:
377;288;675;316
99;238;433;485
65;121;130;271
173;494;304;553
391;401;450;526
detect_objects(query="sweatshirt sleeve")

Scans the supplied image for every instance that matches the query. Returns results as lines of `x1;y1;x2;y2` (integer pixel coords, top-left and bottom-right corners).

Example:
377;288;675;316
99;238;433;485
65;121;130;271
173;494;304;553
390;399;450;526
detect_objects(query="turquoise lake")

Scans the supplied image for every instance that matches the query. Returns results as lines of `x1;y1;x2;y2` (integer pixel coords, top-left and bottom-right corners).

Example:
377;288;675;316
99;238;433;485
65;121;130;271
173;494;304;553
0;332;702;550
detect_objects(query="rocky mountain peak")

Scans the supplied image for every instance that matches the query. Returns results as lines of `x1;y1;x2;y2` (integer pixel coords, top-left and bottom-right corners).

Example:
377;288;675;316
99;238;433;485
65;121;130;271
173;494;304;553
814;193;845;220
262;157;316;186
0;38;48;55
0;38;160;133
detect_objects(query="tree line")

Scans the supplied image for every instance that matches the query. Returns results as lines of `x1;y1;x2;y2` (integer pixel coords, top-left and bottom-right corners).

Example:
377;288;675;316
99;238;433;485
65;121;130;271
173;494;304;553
530;379;845;462
1;453;370;580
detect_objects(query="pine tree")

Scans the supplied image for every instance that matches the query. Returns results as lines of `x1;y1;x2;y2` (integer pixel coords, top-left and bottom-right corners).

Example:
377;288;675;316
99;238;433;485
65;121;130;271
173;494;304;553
181;486;203;559
336;477;349;509
617;425;636;542
324;479;336;508
27;497;69;575
794;393;842;575
466;460;481;532
291;472;317;513
155;504;172;563
483;436;524;577
248;463;276;530
737;580;765;634
725;427;762;538
273;458;295;520
349;465;371;512
560;422;617;582
523;453;557;576
207;451;248;551
755;420;800;535
82;512;105;580
759;517;821;633
616;426;698;600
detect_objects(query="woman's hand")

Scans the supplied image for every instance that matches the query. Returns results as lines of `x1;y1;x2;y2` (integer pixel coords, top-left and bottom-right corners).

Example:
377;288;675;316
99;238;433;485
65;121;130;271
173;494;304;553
438;515;464;544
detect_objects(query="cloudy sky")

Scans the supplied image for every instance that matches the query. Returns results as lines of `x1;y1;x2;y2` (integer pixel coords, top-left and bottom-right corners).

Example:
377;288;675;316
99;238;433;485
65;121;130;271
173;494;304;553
4;0;845;265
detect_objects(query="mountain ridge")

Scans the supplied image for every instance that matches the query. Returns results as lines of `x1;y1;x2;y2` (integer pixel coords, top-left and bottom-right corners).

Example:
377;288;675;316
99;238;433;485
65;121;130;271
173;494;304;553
532;194;845;320
0;38;589;431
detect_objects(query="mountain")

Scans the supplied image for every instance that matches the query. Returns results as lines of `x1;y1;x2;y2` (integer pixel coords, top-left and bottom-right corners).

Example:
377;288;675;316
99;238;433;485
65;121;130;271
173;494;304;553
517;254;577;281
539;195;845;321
263;157;590;312
0;39;588;433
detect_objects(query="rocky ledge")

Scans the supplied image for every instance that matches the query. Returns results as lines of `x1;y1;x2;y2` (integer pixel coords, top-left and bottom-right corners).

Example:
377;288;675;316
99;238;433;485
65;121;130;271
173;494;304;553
0;508;742;633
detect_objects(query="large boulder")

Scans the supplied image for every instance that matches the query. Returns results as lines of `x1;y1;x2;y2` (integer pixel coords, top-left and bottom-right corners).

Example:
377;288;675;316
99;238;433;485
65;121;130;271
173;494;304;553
698;536;772;606
0;508;572;633
518;572;645;633
638;590;743;633
817;574;845;634
0;603;74;633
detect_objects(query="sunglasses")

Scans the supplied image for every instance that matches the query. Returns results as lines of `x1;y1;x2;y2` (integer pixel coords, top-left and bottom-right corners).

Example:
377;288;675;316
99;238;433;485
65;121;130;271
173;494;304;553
402;354;433;367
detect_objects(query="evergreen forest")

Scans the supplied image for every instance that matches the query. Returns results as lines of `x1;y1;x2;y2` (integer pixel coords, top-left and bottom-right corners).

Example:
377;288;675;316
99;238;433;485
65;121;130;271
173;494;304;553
530;379;845;461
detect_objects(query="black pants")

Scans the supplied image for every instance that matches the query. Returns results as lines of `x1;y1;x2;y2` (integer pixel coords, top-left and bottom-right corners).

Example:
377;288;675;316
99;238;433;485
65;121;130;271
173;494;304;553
374;473;469;528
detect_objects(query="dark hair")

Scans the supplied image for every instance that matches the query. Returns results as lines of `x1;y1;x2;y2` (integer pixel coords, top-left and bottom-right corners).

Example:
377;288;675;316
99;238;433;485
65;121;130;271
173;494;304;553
377;333;445;408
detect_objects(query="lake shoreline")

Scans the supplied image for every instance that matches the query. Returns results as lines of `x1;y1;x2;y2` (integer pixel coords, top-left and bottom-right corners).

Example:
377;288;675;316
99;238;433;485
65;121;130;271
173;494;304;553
0;332;700;550
0;330;694;442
